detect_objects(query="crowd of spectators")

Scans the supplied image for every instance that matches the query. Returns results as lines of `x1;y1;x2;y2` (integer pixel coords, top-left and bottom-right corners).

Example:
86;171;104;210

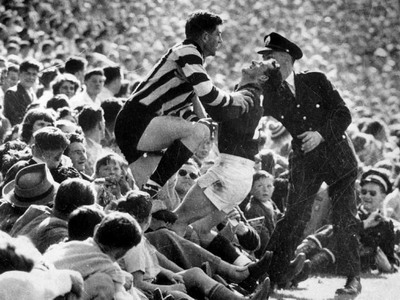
0;0;400;299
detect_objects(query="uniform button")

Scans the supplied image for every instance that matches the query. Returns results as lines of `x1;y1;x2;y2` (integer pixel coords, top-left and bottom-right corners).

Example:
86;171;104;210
342;134;346;139
296;104;300;108
316;104;320;108
303;116;307;120
281;115;284;119
309;127;313;130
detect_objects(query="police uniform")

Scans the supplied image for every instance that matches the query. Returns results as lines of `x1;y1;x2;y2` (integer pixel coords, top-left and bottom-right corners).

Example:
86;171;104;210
258;32;361;286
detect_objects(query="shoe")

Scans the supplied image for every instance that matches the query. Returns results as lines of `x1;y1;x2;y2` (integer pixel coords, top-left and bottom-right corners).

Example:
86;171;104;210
141;183;161;199
277;253;306;289
240;251;273;293
250;277;271;300
152;288;164;300
335;276;361;296
295;238;320;258
291;259;311;287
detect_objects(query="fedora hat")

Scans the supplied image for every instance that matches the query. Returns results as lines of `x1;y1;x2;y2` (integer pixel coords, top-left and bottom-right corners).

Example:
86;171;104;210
3;163;59;208
257;32;303;60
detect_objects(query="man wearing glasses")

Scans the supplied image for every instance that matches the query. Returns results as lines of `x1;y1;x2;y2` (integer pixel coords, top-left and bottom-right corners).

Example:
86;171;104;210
4;59;41;126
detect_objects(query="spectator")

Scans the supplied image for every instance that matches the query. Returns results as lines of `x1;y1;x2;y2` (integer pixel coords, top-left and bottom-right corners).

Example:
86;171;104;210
36;66;59;104
0;126;75;188
383;173;400;222
10;177;96;253
64;132;91;181
46;94;70;112
69;68;105;108
50;73;80;99
98;65;123;102
101;97;123;152
244;171;282;259
0;231;84;300
19;107;55;145
67;204;105;241
0;163;58;234
77;105;107;176
64;56;87;86
117;190;271;300
43;211;144;300
3;58;41;126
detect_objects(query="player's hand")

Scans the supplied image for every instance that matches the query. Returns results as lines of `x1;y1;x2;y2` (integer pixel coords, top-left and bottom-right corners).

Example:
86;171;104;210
297;131;324;153
231;90;254;113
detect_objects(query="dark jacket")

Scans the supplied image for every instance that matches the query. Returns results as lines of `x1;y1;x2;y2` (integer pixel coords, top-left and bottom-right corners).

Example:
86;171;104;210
358;206;398;267
244;197;281;258
3;83;35;126
262;71;358;178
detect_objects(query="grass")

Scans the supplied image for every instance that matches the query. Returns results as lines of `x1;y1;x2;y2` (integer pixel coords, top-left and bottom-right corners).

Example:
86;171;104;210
269;273;400;300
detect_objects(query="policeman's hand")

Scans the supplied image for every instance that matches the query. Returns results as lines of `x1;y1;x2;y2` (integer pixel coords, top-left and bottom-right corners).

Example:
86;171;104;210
231;90;254;114
297;131;324;153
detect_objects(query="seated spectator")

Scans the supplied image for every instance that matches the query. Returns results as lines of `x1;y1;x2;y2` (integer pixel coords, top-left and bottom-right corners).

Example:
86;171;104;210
0;163;58;233
64;132;91;181
67;204;105;241
0;126;76;188
55;119;81;134
10;177;96;253
93;153;136;207
64;56;87;86
296;168;399;276
101;97;123;152
117;190;271;300
69;68;105;108
244;171;282;258
44;211;144;300
36;66;59;104
0;230;84;300
50;73;80;99
98;65;123;102
3;58;41;126
77;105;107;176
158;158;201;210
19;107;55;145
46;94;70;112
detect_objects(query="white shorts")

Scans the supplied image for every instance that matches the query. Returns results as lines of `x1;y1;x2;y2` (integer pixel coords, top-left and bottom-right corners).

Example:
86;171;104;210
197;154;254;213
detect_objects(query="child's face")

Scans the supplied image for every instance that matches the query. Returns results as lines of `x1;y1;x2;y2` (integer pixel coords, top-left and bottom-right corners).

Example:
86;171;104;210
251;177;274;203
97;160;123;180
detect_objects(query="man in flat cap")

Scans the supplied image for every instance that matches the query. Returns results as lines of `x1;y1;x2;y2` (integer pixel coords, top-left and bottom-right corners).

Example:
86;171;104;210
257;32;362;296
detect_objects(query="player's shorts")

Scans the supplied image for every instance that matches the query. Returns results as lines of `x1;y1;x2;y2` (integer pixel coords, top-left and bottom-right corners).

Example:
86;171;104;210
197;153;254;213
114;103;156;164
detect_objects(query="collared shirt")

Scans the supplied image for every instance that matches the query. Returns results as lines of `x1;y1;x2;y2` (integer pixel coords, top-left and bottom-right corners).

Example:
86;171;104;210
69;90;101;109
285;72;296;95
97;87;114;103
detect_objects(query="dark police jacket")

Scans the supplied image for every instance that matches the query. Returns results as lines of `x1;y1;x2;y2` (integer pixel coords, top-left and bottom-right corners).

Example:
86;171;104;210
262;71;357;178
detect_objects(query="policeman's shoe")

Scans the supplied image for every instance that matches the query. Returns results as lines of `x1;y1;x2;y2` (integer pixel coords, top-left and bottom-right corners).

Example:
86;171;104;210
290;259;311;287
335;276;361;297
277;253;306;289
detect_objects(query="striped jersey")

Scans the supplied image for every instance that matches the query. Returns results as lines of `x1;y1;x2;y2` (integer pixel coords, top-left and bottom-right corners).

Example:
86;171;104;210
124;39;234;122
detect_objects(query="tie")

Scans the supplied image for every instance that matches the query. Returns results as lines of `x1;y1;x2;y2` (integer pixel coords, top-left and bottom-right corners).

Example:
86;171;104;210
279;81;295;100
